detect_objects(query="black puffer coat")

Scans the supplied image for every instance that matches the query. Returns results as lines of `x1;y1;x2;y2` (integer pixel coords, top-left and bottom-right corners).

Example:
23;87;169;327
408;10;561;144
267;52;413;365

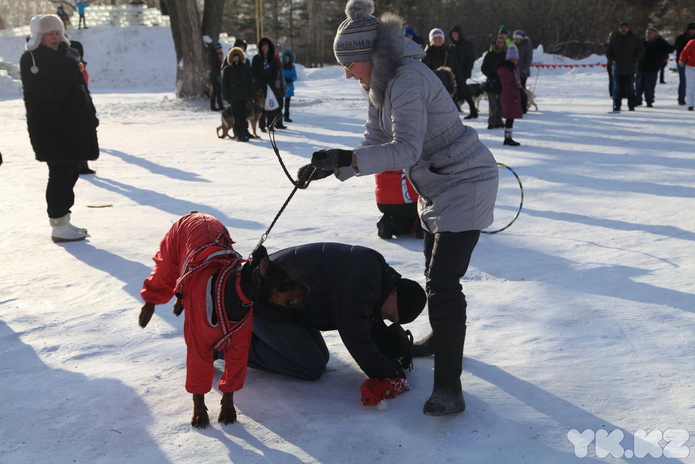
20;43;99;163
222;47;254;104
269;243;402;379
251;37;284;102
606;30;645;75
639;36;673;72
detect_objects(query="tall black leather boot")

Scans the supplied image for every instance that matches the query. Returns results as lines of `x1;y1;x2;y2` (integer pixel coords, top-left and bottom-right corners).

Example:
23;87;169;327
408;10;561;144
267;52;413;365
423;323;466;416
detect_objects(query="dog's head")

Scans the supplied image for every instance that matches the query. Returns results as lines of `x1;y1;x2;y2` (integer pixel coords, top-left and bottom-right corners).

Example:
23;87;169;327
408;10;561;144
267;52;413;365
247;246;309;306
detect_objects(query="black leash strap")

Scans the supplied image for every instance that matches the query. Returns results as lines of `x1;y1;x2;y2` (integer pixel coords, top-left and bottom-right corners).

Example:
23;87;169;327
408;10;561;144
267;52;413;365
253;113;316;253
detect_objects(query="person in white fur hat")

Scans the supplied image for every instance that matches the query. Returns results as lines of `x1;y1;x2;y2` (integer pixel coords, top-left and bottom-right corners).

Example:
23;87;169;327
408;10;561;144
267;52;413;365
297;0;499;416
20;14;100;243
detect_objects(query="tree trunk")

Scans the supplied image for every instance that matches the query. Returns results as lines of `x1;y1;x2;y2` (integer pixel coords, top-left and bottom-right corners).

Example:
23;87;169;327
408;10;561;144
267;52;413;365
168;0;207;98
202;0;224;43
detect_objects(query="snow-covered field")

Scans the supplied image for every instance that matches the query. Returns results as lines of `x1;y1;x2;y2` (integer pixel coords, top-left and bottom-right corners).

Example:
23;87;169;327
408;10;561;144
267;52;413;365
1;26;693;464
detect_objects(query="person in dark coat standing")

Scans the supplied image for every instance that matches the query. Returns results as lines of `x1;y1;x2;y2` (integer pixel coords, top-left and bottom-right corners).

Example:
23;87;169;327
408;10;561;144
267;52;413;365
251;37;286;131
248;243;427;383
209;42;224;111
481;36;507;129
635;28;673;107
422;28;463;111
606;21;645;111
20;14;99;243
449;25;478;119
497;45;523;146
221;46;254;142
674;23;695;106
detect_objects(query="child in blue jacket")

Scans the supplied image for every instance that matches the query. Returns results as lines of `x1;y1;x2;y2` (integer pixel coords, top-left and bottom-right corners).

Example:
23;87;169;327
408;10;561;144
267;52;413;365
281;49;297;123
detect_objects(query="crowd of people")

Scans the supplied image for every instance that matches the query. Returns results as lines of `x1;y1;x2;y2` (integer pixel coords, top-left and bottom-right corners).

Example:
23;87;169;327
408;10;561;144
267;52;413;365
606;20;695;111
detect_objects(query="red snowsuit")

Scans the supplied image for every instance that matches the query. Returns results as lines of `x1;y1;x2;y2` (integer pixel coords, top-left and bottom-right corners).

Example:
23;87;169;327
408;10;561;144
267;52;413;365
140;213;253;395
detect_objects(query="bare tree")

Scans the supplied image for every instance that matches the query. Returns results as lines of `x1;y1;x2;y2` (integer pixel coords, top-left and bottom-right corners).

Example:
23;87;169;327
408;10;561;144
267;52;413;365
202;0;224;42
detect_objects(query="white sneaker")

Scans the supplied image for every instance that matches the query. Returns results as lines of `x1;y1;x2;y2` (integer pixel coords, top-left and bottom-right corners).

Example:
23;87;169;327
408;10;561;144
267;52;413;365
50;215;87;243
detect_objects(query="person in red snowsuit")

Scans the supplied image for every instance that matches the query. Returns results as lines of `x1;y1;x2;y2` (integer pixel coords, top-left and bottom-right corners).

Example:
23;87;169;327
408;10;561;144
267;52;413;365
375;170;421;239
140;213;253;396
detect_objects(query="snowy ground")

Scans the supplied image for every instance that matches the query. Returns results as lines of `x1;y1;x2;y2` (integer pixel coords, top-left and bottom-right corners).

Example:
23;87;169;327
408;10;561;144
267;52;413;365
1;27;694;464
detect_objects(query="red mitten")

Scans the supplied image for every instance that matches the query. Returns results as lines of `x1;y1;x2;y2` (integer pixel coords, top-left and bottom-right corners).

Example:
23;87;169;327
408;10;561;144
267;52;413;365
360;378;411;406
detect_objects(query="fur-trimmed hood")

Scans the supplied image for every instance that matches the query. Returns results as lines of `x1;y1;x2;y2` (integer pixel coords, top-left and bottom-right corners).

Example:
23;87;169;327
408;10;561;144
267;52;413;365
227;46;246;65
368;13;425;109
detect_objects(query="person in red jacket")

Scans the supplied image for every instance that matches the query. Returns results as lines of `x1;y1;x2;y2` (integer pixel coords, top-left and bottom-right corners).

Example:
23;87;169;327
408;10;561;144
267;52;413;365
679;38;695;110
375;170;421;239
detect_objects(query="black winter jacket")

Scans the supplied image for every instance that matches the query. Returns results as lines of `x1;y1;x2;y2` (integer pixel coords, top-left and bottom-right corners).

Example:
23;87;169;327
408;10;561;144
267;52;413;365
481;49;506;93
639;36;673;72
251;37;283;102
422;45;462;89
448;25;476;81
20;43;99;162
606;30;645;75
268;243;402;379
222;49;254;103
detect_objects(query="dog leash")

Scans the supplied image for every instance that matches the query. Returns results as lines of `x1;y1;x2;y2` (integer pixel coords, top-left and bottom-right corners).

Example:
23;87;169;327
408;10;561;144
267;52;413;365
253;113;316;254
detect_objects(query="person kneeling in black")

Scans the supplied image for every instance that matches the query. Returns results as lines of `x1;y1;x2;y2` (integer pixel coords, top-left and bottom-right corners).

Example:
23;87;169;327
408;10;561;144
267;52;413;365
248;243;427;390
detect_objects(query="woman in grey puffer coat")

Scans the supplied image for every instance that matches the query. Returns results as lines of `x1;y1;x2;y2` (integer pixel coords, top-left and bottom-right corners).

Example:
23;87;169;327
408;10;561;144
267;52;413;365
299;0;498;417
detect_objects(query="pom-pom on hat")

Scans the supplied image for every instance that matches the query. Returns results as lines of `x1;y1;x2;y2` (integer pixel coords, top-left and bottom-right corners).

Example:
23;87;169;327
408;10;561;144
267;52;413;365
506;44;519;61
429;28;445;42
333;0;380;64
396;278;427;324
26;14;69;51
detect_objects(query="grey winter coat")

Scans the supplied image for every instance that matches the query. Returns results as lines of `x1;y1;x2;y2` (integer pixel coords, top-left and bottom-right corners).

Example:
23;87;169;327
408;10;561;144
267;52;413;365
516;37;533;77
338;13;498;233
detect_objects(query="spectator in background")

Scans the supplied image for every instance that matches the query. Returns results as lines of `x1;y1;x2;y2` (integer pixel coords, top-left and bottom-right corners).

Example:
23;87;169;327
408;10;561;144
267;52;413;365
497;44;523;146
513;30;532;87
209;42;224;111
281;49;297;123
375;170;421;239
491;26;513;51
56;5;70;29
404;27;424;47
679;37;695;110
674;23;695;106
606;21;644;112
251;37;286;131
76;1;90;30
221;47;254;142
68;40;96;175
513;30;532;113
422;28;463;111
20;15;99;242
635;28;673;108
481;36;507;129
449;25;478;119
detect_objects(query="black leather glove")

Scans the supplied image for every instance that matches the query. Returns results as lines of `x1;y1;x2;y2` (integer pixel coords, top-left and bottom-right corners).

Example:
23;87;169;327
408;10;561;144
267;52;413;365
310;149;353;171
297;164;333;189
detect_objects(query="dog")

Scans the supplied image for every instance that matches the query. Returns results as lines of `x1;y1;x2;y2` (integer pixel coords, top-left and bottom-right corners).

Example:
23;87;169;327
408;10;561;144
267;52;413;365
524;87;538;111
465;83;486;112
216;89;265;139
139;213;309;428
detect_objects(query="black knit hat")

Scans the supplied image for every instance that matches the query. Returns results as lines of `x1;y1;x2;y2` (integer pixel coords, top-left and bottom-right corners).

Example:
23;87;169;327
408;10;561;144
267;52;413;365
396;278;427;324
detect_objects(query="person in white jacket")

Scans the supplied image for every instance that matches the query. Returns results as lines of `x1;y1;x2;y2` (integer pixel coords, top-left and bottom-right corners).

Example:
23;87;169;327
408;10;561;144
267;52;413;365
298;0;498;416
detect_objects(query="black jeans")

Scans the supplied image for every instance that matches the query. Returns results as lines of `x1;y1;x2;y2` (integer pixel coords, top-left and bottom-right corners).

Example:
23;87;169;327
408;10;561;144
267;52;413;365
210;80;223;110
423;230;481;326
615;74;636;109
46;162;80;219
